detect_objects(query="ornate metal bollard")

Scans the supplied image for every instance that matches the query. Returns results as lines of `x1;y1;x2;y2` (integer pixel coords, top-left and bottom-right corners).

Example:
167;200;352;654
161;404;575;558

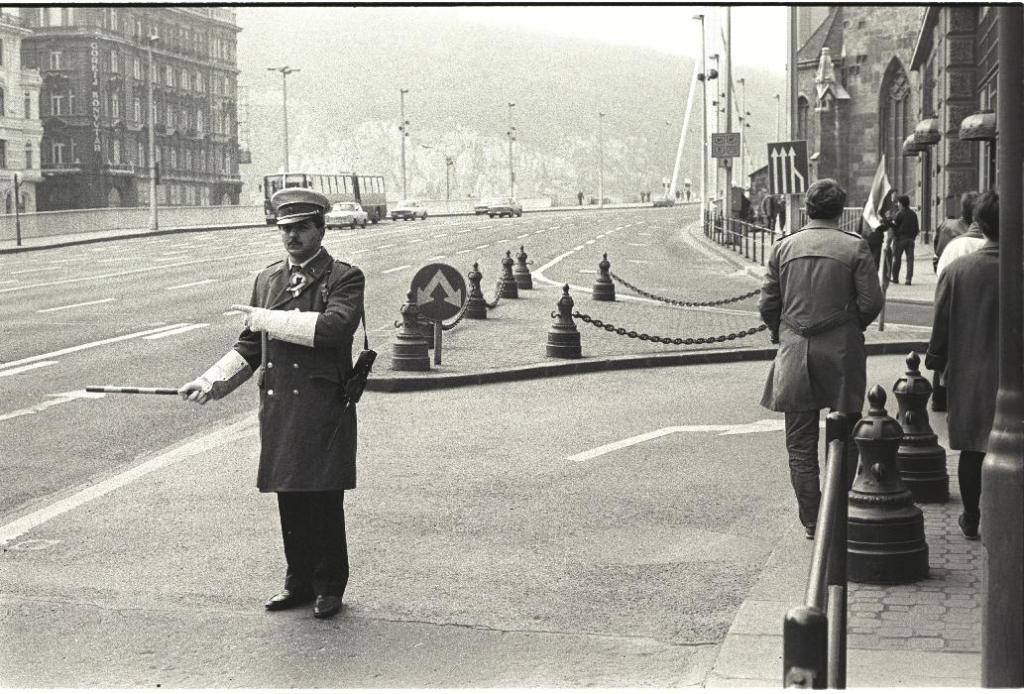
464;261;488;319
592;252;616;301
391;290;431;371
546;284;581;358
499;250;519;299
513;245;533;289
893;352;949;502
847;385;929;584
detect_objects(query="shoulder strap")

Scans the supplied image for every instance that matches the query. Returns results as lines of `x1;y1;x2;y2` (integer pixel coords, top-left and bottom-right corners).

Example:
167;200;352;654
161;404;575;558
361;313;370;350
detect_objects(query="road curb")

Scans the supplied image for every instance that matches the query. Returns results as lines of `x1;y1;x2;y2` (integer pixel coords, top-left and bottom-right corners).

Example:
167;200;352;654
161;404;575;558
365;340;928;393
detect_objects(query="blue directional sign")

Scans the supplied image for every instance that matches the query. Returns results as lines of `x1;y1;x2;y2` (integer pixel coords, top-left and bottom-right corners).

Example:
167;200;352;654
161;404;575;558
767;140;809;195
410;263;467;321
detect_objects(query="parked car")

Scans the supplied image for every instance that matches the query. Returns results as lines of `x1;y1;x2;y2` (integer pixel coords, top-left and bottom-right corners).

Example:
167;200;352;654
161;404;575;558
488;198;523;218
651;195;676;208
473;199;494;215
325;201;369;229
391;200;428;221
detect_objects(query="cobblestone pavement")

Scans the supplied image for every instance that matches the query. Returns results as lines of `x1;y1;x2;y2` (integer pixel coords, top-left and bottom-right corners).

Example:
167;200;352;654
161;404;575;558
847;453;982;654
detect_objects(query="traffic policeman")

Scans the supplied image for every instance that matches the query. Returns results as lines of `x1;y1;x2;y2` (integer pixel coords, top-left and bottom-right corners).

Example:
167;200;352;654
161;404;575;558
179;187;366;619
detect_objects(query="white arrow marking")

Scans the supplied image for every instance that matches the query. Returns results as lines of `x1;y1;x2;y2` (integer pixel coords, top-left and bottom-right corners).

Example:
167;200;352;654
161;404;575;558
0;389;107;424
787;146;804;192
789;147;805;192
416;269;463;308
771;147;784;194
567;419;787;461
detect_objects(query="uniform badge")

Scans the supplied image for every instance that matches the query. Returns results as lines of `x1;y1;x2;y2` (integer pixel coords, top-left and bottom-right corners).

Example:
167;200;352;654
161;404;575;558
288;270;308;297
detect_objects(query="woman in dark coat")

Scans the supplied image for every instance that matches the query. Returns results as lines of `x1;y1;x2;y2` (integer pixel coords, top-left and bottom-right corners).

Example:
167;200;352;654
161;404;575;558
925;190;1000;540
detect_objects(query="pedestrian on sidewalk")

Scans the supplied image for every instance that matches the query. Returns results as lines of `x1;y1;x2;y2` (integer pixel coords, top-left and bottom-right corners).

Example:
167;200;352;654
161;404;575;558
925;190;1000;541
179;187;366;619
936;212;986;279
758;178;884;539
885;194;920;285
933;191;978;272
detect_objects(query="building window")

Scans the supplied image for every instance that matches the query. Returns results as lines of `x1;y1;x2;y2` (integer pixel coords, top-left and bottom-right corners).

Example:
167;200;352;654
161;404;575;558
181;69;190;91
165;65;174;87
797;96;809;140
25;142;32;169
111;93;120;119
48;50;63;70
110;50;119;73
196;72;204;92
112;139;121;163
0;88;5;117
68;90;75;114
0;38;4;66
0;140;6;169
47;7;63;26
24;92;31;119
196;108;203;132
133;96;141;122
51;141;65;164
50;93;64;116
134;58;141;80
880;57;912;195
167;105;175;128
137;141;145;166
109;8;118;30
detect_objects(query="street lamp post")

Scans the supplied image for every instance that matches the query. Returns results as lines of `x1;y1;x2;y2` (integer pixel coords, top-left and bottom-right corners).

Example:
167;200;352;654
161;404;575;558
267;65;299;172
598;111;605;208
710;53;720;200
146;33;159;231
774;93;781;140
694;14;711;219
507;102;516;199
13;172;21;246
400;88;409;199
738;77;748;187
421;143;456;212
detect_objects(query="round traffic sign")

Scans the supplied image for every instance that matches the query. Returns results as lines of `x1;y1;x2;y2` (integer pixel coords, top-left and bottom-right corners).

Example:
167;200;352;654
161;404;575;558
409;263;467;322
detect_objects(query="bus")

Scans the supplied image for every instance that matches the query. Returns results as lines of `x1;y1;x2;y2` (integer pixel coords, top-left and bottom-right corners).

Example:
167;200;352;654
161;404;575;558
262;172;388;225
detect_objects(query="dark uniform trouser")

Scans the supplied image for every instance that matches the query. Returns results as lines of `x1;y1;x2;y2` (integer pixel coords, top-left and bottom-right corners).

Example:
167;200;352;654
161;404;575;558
277;491;349;597
890;237;916;282
958;450;984;523
784;410;860;529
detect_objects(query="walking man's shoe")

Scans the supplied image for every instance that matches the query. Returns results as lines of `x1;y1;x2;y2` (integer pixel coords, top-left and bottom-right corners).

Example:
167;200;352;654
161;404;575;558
265;589;315;611
804;525;816;540
958;513;980;540
313;594;343;618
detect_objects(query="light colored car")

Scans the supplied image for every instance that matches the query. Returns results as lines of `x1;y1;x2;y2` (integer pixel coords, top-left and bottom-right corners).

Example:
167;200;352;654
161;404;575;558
651;194;676;208
391;200;428;221
487;197;523;218
473;199;494;215
325;201;369;229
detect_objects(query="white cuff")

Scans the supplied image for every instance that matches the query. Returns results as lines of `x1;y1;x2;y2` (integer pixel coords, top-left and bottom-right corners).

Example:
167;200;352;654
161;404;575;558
256;309;318;347
198;349;252;399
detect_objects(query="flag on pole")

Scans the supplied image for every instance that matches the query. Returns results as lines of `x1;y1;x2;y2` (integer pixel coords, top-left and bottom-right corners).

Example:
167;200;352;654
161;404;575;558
862;155;894;231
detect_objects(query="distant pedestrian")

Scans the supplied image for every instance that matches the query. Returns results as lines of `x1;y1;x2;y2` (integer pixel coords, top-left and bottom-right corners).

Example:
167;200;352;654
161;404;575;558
577;191;584;206
760;195;778;231
933;191;978;272
886;194;920;284
179;187;367;619
925;190;1000;541
936;213;985;278
759;179;884;539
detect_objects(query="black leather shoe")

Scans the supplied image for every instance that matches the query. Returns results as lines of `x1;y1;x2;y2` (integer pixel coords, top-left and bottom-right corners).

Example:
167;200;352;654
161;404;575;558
804;525;815;540
313;594;344;618
265;589;315;611
958;513;980;540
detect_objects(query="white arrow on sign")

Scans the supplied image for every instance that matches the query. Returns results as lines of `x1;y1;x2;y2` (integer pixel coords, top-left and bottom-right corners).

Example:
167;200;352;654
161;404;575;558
771;147;786;194
788;146;805;192
567;419;791;462
416;269;463;308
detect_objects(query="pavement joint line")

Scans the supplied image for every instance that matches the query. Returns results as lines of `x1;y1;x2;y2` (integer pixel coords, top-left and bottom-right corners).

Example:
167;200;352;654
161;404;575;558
36;298;116;313
0;415;257;545
165;279;218;291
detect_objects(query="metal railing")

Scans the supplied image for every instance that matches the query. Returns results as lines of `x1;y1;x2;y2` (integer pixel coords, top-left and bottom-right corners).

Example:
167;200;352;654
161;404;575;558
703;211;778;266
783;412;851;689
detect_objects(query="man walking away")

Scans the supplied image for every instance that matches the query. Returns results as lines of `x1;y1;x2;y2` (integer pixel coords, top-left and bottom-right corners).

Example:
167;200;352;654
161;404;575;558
759;179;884;539
933;191;977;272
886;195;920;284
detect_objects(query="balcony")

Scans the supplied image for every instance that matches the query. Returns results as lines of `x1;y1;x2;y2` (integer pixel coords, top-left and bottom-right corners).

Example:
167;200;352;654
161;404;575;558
104;163;135;176
41;162;83;175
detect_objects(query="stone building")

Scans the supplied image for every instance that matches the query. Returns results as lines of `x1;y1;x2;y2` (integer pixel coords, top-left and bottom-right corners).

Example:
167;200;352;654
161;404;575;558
0;10;43;213
21;6;243;211
794;6;926;217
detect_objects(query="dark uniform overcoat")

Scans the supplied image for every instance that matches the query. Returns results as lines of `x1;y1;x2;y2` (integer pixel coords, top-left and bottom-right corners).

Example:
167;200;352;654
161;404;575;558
234;250;365;492
759;221;884;413
925;241;999;452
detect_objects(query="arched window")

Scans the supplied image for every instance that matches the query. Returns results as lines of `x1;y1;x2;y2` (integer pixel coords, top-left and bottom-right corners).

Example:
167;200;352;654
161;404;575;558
0;87;6;116
797;96;809;140
879;58;913;195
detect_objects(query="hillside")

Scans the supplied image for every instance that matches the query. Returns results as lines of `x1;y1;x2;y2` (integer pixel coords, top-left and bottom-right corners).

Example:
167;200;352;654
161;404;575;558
236;7;784;203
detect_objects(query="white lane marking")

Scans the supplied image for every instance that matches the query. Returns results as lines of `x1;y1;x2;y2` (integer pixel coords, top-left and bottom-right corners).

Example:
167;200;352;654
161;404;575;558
37;298;116;313
426;255;446;261
478;225;493;230
0;416;257;545
584;240;595;245
516;233;530;239
639;233;653;237
496;239;509;244
350;249;369;255
0;280;16;285
596;234;606;239
614;226;624;231
0;361;58;377
166;279;218;291
0;389;107;425
223;310;243;316
578;269;597;274
626;259;651;264
475;244;490;249
573;245;585;251
0;324;189;373
381;265;411;275
11;266;61;275
143;323;209;340
377;244;395;250
455;249;473;255
409;238;424;243
432;233;449;239
548;226;560;230
627;242;649;247
568;420;786;461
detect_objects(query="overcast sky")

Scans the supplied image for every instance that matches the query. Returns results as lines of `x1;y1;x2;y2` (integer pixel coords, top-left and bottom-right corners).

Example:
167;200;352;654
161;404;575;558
452;5;788;74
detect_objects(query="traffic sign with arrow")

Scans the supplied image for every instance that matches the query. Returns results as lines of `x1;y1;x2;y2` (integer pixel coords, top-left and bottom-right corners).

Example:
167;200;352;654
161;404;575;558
409;263;467;322
767;140;809;195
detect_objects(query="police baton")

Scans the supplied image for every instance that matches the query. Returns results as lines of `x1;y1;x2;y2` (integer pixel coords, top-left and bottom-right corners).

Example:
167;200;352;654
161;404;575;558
85;386;180;395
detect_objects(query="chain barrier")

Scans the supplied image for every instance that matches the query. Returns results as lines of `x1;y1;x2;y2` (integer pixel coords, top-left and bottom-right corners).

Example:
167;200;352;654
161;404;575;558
572;311;768;346
610;272;761;307
441;298;471;331
484;279;503;310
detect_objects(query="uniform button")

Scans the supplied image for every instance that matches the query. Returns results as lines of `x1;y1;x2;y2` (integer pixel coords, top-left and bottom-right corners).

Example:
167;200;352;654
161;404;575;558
292;389;299;395
293;363;299;368
267;389;274;396
267;362;274;368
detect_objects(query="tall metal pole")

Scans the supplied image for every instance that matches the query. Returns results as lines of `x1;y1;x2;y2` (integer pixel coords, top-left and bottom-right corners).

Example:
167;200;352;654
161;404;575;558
724;7;733;199
786;7;799;233
507;102;516;199
267;66;299;172
598;111;605;208
982;5;1024;686
400;88;409;199
695;14;708;219
147;34;159;230
13;172;21;246
738;76;746;189
711;53;720;201
775;93;781;140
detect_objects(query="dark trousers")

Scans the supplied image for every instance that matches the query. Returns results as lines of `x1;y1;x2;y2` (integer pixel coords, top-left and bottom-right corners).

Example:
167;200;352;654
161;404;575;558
784;410;860;529
890;237;916;282
958;451;984;522
277;491;349;597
